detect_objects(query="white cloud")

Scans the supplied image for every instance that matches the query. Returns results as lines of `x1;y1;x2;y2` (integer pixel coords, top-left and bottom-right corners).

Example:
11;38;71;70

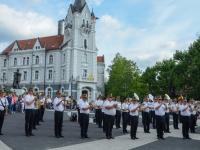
0;4;57;51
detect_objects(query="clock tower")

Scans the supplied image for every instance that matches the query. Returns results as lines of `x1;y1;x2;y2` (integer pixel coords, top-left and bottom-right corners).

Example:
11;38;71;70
63;0;98;101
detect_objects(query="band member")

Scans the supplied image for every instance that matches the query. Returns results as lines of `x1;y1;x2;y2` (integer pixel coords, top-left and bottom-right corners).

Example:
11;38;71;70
115;97;121;129
149;98;156;129
142;97;150;133
179;99;191;139
129;97;140;140
33;94;41;129
102;97;106;133
103;96;117;139
171;99;179;129
39;93;46;122
95;96;103;128
154;97;166;140
189;100;196;133
24;88;35;137
164;99;171;133
53;91;65;138
122;98;129;134
79;95;91;139
0;90;8;135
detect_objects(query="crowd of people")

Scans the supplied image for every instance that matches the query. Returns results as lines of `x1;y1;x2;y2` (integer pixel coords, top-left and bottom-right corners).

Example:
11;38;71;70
0;88;200;141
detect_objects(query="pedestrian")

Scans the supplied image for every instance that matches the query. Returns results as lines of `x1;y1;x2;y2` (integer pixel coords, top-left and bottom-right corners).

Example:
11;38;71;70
122;98;129;134
95;96;103;128
0;90;8;135
141;97;151;133
115;97;121;129
39;93;46;122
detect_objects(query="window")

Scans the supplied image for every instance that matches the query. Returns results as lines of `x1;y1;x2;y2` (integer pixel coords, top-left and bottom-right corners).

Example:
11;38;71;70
23;57;26;66
49;55;53;64
3;59;7;67
61;88;64;94
27;57;29;65
3;72;6;82
34;88;39;93
35;56;39;65
82;69;87;79
63;53;65;63
23;71;27;81
47;88;52;98
36;46;40;50
14;58;17;66
62;69;65;80
35;71;39;80
48;70;53;80
84;39;87;49
83;19;85;26
86;21;89;28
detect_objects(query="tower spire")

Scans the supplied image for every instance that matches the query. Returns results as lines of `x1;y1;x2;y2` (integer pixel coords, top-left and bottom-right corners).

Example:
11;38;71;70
73;0;86;12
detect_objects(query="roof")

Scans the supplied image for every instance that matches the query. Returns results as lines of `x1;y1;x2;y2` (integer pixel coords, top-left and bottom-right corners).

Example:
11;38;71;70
97;55;105;63
1;35;64;55
71;0;86;13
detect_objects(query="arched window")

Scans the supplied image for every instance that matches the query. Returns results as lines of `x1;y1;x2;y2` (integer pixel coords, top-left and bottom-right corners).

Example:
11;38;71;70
14;58;17;66
47;88;52;98
35;56;39;65
84;39;87;49
34;87;39;94
35;71;39;80
49;55;53;64
4;59;7;67
23;57;26;66
27;57;29;65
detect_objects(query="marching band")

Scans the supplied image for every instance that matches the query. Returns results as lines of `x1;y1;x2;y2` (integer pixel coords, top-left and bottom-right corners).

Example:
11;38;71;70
0;88;200;141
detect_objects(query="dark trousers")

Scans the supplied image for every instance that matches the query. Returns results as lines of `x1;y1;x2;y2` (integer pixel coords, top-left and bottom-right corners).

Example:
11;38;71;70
182;116;190;138
173;112;179;129
79;113;89;138
25;109;34;136
95;109;102;128
54;111;63;137
165;113;170;132
142;111;150;132
39;106;45;121
104;114;115;138
156;115;165;138
150;111;156;128
115;110;121;128
190;114;196;133
0;110;5;134
33;109;40;128
102;112;106;132
122;112;129;133
130;116;138;138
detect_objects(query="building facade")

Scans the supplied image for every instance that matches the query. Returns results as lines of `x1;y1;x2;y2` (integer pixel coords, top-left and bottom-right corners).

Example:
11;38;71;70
0;0;105;101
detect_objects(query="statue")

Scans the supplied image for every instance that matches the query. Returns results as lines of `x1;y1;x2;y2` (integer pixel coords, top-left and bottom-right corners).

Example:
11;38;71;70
13;69;21;89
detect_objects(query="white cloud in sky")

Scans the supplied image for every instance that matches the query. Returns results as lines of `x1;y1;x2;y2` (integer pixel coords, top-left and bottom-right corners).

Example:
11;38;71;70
0;4;57;44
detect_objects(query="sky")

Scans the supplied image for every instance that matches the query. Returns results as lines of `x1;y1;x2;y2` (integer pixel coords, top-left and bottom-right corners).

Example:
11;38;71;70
0;0;200;70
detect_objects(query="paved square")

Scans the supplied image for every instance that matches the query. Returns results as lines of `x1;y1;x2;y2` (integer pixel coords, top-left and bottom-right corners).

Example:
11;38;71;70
0;111;200;150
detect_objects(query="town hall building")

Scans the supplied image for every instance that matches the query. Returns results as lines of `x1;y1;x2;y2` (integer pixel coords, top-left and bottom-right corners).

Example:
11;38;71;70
0;0;105;101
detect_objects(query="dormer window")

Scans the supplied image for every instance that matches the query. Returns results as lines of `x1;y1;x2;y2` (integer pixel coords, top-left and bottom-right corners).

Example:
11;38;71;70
35;46;41;50
14;48;19;51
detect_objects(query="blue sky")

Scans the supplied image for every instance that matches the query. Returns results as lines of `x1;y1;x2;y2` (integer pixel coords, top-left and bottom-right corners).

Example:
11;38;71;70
0;0;200;70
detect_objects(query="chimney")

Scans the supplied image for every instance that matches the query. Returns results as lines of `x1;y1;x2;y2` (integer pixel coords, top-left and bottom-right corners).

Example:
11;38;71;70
58;19;64;35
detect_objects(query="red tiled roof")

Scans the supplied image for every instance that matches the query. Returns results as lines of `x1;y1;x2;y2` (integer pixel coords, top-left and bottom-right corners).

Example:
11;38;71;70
1;35;64;55
97;55;104;63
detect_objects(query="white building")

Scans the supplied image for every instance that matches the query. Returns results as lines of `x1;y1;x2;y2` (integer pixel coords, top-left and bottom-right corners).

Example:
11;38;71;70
0;0;105;101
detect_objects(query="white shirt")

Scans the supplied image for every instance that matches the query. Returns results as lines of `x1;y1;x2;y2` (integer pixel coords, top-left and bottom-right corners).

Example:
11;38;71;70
129;103;139;116
122;103;129;112
101;100;106;113
115;101;122;110
0;97;8;111
24;94;35;109
53;97;64;112
154;102;166;116
47;98;52;103
148;101;155;111
143;101;150;112
103;100;116;116
77;99;83;107
95;99;103;109
180;104;191;116
171;103;178;113
79;100;90;114
165;103;170;113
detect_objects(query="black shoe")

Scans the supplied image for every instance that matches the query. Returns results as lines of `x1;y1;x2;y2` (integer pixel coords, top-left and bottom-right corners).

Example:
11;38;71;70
183;137;187;140
55;135;60;138
30;133;35;136
186;137;191;140
85;135;90;138
131;137;135;140
106;137;111;139
110;136;115;139
59;135;64;138
160;137;165;140
81;136;85;139
0;133;4;136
